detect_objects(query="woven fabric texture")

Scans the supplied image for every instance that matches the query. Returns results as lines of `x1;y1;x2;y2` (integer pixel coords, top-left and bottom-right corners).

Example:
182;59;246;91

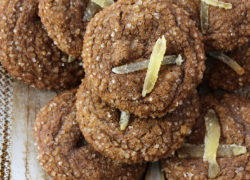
0;65;13;180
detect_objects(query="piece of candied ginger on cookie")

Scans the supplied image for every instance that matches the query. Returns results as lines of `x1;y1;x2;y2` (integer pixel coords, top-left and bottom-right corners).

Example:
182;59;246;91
200;1;209;33
177;143;247;158
112;55;178;74
119;111;130;131
208;52;245;75
91;0;114;8
142;36;166;97
203;109;221;179
201;0;232;9
83;1;101;21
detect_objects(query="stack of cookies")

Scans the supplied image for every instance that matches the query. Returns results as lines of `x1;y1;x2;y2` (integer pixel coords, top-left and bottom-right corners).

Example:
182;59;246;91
0;0;249;179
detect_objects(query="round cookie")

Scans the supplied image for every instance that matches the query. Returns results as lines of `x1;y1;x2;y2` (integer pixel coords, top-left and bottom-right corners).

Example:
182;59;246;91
202;0;250;51
83;0;205;118
161;94;250;180
0;0;84;90
33;89;146;180
207;44;250;91
169;0;250;51
38;0;101;57
76;80;200;164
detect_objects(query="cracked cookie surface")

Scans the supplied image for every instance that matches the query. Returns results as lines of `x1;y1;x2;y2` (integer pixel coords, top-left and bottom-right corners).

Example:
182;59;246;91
39;0;102;57
161;94;250;180
33;89;146;180
76;80;199;164
0;0;84;90
167;0;250;51
83;0;205;118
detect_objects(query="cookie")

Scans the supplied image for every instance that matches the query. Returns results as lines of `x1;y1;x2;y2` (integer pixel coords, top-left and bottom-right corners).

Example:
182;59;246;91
207;44;250;91
83;0;205;118
38;0;102;57
0;0;84;90
169;0;250;51
201;0;250;51
76;80;200;164
33;89;146;180
161;93;250;180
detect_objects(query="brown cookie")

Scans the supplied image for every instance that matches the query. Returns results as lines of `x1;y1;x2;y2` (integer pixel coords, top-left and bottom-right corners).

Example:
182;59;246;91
207;44;250;91
38;0;102;57
33;89;146;180
161;94;250;180
83;0;205;118
76;80;200;164
0;0;84;90
169;0;250;51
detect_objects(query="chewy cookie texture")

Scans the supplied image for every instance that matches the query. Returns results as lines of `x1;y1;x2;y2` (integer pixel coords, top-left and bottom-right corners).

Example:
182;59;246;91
0;0;84;90
169;0;250;51
0;0;247;179
83;0;205;118
38;0;102;57
76;80;199;164
33;89;146;180
161;94;250;180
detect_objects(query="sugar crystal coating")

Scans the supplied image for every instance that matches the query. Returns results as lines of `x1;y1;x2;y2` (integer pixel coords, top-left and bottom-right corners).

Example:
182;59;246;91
39;0;101;57
161;94;250;180
83;0;205;118
168;0;250;51
33;89;146;179
0;0;84;90
76;80;200;164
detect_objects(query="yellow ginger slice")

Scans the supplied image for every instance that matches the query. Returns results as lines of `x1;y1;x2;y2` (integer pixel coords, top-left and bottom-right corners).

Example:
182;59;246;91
203;109;221;179
219;144;247;157
83;1;100;21
119;111;130;131
112;55;181;74
178;143;204;158
200;1;209;34
142;36;166;97
91;0;114;8
145;162;165;180
175;54;184;66
201;0;232;9
208;51;245;75
68;55;76;63
178;143;247;158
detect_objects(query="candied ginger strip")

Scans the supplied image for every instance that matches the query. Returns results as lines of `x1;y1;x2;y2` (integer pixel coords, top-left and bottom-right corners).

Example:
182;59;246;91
175;54;184;66
208;51;245;75
68;55;76;63
200;1;209;34
177;144;204;158
112;55;178;74
219;144;247;157
201;0;232;9
119;111;130;131
91;0;114;8
203;109;221;179
83;1;101;21
142;36;166;97
178;143;247;158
